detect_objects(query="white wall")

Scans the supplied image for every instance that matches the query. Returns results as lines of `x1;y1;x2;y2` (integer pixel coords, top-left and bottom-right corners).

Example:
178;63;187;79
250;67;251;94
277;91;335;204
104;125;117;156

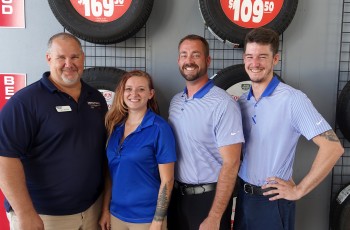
0;1;343;229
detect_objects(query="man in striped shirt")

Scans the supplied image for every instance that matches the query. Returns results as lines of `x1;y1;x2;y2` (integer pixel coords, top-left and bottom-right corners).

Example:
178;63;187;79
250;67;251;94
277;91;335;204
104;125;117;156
167;34;244;230
234;27;344;230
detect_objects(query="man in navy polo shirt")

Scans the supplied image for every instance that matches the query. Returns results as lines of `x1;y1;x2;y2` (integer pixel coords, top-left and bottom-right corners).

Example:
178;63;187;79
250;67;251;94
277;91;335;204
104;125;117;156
0;33;108;230
234;27;344;230
167;34;244;230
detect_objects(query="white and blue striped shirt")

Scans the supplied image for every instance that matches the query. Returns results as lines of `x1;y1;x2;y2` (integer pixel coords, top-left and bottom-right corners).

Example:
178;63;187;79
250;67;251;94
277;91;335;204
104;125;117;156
169;80;244;184
238;76;332;186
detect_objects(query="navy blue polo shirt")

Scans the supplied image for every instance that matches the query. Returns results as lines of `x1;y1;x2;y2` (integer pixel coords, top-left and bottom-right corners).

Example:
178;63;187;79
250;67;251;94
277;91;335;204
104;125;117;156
0;72;108;215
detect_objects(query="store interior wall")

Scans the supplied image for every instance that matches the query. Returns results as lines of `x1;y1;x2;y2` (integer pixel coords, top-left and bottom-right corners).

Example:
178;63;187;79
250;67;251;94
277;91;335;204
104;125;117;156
0;0;343;229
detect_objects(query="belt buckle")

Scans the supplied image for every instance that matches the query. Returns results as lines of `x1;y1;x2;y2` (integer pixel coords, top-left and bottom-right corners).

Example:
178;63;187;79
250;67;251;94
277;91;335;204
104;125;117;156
243;183;254;194
198;185;206;194
180;184;188;195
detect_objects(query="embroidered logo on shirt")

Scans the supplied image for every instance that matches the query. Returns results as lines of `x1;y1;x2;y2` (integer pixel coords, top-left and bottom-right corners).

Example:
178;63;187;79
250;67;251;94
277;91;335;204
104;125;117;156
87;101;101;109
231;131;240;136
316;119;323;125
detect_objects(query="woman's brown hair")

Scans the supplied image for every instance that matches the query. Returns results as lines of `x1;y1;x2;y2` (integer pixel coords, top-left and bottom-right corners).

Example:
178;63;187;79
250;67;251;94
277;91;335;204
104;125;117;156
105;70;159;137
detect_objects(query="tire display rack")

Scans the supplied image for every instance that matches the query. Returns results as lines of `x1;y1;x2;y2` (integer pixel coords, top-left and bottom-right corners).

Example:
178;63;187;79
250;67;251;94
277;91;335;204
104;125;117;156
331;0;350;206
204;27;283;78
61;25;147;109
64;26;147;72
330;0;350;229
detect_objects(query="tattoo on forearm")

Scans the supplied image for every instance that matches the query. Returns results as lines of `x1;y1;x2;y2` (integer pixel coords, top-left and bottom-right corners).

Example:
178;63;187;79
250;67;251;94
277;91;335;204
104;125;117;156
153;184;169;222
320;130;340;142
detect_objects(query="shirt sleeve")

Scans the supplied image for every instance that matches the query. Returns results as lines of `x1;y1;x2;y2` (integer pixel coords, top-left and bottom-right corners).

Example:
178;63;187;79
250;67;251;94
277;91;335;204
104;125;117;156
0;97;36;158
291;90;332;140
214;97;245;147
154;119;177;164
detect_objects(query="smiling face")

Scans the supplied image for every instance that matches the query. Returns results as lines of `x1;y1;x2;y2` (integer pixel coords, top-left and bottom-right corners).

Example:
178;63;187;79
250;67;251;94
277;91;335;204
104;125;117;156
178;39;211;82
46;37;84;89
243;42;279;85
123;76;154;112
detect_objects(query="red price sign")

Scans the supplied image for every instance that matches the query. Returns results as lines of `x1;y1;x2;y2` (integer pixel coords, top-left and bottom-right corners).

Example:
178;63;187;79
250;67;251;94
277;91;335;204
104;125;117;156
220;0;283;28
0;73;26;109
0;0;25;28
70;0;132;23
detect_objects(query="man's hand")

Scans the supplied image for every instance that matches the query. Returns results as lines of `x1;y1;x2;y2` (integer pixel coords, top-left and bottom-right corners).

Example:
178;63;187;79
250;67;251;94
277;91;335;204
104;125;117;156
17;212;44;230
262;177;301;201
199;216;220;230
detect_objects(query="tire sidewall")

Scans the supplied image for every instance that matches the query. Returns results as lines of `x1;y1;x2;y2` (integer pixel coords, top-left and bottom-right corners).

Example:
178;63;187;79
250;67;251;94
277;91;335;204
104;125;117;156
337;81;350;142
212;64;283;99
48;0;154;44
199;0;299;46
82;67;126;109
212;64;251;99
331;184;350;230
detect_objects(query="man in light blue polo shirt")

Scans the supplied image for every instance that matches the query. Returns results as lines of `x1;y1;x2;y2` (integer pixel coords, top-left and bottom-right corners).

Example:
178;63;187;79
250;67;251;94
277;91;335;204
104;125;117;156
234;27;344;230
167;34;244;230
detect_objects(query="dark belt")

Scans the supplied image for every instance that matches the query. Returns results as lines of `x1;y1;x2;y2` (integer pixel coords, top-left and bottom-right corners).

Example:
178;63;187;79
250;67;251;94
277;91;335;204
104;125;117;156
174;181;216;195
241;179;275;196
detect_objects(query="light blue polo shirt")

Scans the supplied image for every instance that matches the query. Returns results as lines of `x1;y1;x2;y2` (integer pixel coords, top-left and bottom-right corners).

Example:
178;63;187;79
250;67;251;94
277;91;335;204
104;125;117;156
238;76;332;186
106;109;176;223
169;80;244;184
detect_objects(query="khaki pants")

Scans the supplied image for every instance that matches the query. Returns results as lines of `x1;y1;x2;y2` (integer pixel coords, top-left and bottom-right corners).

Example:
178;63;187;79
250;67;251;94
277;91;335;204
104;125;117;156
110;215;167;230
7;195;102;230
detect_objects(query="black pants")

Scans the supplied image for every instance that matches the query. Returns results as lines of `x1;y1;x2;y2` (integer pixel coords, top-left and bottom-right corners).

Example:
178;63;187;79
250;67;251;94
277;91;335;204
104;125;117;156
167;186;233;230
233;178;295;230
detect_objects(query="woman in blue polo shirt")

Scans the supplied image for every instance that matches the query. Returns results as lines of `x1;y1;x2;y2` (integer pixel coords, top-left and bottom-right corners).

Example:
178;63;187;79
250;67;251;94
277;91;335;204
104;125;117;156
99;70;176;230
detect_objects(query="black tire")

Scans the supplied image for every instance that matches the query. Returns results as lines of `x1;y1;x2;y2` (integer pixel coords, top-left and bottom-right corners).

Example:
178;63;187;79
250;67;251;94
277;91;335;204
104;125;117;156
82;67;126;109
331;184;350;230
211;64;251;100
199;0;298;47
211;64;282;100
48;0;154;44
337;81;350;142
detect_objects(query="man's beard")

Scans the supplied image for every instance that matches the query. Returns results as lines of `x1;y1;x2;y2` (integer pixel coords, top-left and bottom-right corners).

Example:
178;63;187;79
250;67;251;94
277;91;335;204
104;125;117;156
62;75;80;84
179;63;207;81
61;68;81;85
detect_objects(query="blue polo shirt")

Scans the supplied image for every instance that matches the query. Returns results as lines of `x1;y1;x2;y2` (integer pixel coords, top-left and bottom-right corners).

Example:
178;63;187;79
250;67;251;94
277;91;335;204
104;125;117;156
238;76;332;186
106;109;176;223
169;80;244;184
0;72;108;215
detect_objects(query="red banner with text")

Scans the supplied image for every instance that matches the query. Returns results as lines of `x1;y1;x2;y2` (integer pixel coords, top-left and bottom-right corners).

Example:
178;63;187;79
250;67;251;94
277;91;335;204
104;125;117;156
0;0;25;28
0;73;26;230
0;73;26;108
